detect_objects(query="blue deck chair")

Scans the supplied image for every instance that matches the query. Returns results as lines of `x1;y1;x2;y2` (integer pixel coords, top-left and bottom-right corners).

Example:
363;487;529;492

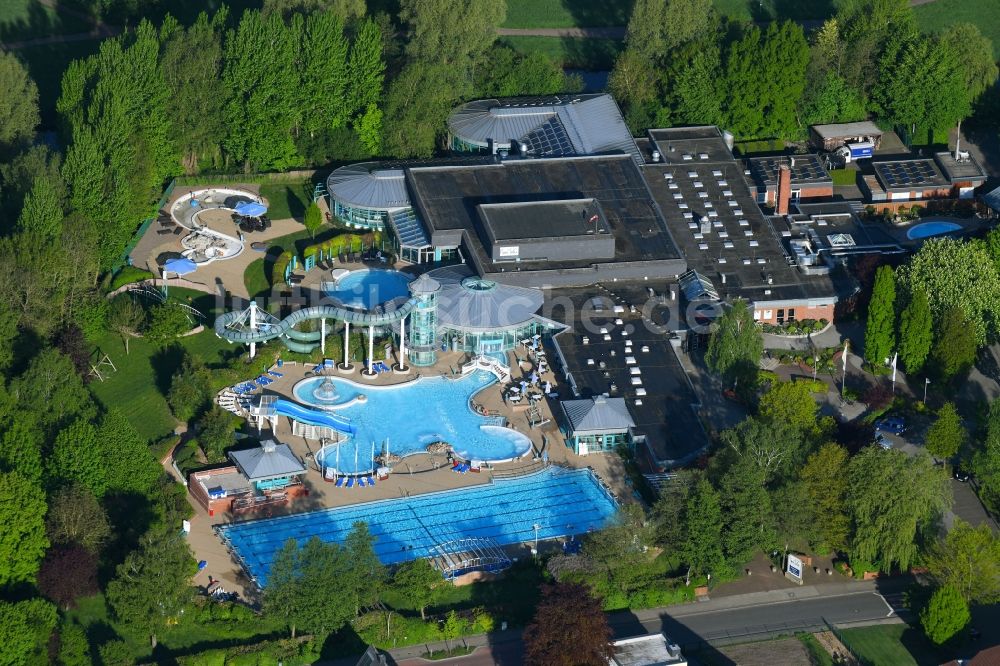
335;476;345;487
268;370;283;377
358;477;367;487
366;476;376;486
346;477;354;488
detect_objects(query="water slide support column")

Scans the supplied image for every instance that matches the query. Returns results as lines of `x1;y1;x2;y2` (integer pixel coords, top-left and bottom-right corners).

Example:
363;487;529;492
397;315;407;371
249;301;258;359
342;320;350;368
367;325;374;374
320;318;326;356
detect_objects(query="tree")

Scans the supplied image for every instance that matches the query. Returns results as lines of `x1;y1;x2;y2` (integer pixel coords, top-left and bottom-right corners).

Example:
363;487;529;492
664;40;724;127
758;380;819;435
0;472;48;587
303;202;324;239
608;49;660;131
0;416;44;483
343;521;387;617
921;584;969;645
196;407;237;463
99;408;162;495
650;470;696;552
836;0;915;89
523;582;613;666
799;444;850;553
478;46;579;99
383;62;469;158
720;458;774;566
146;304;191;344
926;402;965;461
0;598;57;666
865;265;896;368
347;19;385;119
898;287;932;375
299;11;349;139
399;0;505;68
354;103;383;156
106;528;196;648
582;503;654;597
97;640;134;666
721;416;805;483
847;448;950;571
392;558;441;620
975;399;1000;514
57;620;92;666
263;0;365;20
167;350;214;422
10;349;95;434
108;295;144;355
706;299;762;386
624;0;714;63
38;545;99;610
682;478;726;577
0;51;39;153
926;519;1000;604
938;23;997;103
264;536;355;638
930;307;978;382
896;238;1000;345
801;72;867;126
49;419;106;496
46;483;111;553
16;177;62;239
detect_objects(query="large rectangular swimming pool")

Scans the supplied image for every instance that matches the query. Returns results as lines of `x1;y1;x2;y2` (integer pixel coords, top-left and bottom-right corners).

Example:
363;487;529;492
217;467;618;586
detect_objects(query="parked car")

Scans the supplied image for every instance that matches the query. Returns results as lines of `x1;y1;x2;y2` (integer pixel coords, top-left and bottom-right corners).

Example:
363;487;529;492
954;469;971;482
875;433;892;450
875;416;906;435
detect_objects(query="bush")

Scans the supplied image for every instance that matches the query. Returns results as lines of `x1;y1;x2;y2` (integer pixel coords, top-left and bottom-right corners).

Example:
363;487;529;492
197;407;239;463
271;251;295;286
146;304;193;343
863;382;894;410
76;295;110;340
168;352;215;422
109;266;155;291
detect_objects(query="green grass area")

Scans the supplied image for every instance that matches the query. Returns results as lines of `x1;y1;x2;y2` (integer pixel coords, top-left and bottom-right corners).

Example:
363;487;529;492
243;257;270;299
914;0;1000;60
837;625;925;666
501;0;632;28
500;36;623;71
259;181;313;221
240;223;366;296
89;289;236;443
830;168;858;187
797;633;834;666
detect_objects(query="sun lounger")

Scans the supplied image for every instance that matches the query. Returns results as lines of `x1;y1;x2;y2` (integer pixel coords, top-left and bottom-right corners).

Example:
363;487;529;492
335;476;345;487
268;370;283;377
346;477;354;488
358;477;367;487
366;476;375;486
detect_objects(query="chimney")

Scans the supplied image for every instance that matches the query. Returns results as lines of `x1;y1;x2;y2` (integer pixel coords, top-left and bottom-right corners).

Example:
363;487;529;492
777;163;792;215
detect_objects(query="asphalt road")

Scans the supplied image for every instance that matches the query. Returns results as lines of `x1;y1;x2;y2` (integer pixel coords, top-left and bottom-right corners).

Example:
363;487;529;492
384;585;902;666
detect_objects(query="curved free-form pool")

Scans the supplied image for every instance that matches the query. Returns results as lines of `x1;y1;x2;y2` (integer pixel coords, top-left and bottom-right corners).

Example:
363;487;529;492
324;268;412;310
907;220;962;240
296;371;533;474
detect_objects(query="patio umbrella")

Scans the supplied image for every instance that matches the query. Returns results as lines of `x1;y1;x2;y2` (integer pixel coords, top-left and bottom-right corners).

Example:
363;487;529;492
234;201;268;217
162;257;197;296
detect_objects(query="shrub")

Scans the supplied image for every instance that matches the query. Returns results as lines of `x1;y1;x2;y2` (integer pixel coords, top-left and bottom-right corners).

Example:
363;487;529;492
197;407;238;463
146;304;192;344
863;382;894;410
109;266;155;291
271;251;294;285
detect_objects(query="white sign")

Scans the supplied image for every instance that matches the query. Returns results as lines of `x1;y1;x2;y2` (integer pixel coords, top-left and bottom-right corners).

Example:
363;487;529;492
498;246;519;257
787;554;803;581
182;519;191;534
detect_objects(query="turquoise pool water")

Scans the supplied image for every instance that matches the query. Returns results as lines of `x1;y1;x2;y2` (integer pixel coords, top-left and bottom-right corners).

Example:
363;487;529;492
295;371;533;473
907;220;962;240
217;467;618;586
325;268;412;309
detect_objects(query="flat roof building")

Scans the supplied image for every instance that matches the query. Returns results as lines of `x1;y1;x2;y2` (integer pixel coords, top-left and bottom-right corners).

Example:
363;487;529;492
809;121;883;151
447;93;641;164
862;152;986;205
747;154;833;208
560;395;636;456
610;633;687;666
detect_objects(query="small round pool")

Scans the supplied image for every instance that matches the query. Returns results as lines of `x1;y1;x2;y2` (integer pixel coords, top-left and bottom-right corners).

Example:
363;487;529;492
907;220;962;240
325;269;413;310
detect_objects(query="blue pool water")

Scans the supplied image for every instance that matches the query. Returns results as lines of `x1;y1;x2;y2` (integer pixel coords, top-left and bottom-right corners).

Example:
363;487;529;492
325;269;412;309
907;220;962;240
295;371;533;474
217;467;618;585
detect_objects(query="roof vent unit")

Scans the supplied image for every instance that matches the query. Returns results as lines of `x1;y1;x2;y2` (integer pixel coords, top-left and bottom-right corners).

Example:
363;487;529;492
651;150;661;163
262;439;277;454
767;274;774;285
699;153;709;160
683;153;693;161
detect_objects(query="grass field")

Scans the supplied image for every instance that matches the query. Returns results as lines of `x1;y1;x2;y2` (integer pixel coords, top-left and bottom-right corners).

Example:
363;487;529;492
837;625;927;666
502;0;632;28
259;181;313;221
501;35;623;71
830;168;858;186
914;0;1000;60
89;289;235;443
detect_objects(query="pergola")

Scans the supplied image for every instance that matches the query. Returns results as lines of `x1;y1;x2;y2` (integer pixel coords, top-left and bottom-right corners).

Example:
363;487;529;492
429;538;512;580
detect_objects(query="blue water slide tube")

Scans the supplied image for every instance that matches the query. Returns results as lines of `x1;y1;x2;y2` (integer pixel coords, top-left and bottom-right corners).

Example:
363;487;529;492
272;398;357;435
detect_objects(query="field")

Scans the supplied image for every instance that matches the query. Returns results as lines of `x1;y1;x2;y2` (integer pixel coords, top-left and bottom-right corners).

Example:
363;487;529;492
259;181;313;221
502;0;632;28
914;0;1000;59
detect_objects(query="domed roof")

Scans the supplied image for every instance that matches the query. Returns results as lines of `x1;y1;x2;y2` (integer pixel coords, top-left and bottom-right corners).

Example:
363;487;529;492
409;273;441;296
326;162;410;210
427;265;544;332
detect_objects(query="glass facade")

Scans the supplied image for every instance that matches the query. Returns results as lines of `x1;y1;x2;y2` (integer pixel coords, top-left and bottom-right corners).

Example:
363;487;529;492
451;135;489;154
332;199;388;230
569;432;629;454
441;322;544;355
408;292;438;367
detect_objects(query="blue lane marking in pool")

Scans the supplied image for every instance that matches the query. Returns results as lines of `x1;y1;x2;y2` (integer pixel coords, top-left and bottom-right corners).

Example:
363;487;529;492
272;399;356;434
907;221;962;240
324;268;413;309
217;467;618;586
295;371;533;473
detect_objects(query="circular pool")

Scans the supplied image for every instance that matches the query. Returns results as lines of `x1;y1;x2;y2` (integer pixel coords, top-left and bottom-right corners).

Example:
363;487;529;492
907;220;962;240
325;269;413;310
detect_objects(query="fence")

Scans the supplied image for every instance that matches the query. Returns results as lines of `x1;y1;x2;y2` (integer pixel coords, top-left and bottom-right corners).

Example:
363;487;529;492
112;178;177;273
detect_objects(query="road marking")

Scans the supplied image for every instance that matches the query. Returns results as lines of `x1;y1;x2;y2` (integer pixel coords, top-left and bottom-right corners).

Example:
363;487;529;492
874;592;897;617
660;589;878;619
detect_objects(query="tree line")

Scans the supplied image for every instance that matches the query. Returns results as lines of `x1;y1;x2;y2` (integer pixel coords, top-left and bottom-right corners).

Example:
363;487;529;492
611;0;997;144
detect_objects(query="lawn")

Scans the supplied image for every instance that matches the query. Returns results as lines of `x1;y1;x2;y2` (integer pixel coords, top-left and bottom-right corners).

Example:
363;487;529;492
500;36;624;70
260;181;314;221
501;0;632;28
914;0;1000;60
89;289;237;443
830;168;858;187
837;625;930;666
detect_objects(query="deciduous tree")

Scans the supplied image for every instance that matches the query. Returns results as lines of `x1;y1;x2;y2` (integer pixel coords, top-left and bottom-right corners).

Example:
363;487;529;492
46;483;111;553
523;582;613;666
38;545;99;610
931;307;978;382
0;598;57;666
108;295;144;355
16;177;62;239
799;444;850;553
926;519;1000;604
721;417;805;483
392;558;441;620
0;472;49;587
921;584;969;645
0;50;39;153
720;458;774;566
939;23;998;103
682;478;726;577
706;299;762;387
399;0;505;67
925;402;965;461
974;399;1000;514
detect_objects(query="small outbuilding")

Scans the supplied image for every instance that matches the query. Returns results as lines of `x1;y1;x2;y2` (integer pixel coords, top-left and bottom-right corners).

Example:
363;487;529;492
229;439;307;492
809;121;883;152
560;395;636;455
